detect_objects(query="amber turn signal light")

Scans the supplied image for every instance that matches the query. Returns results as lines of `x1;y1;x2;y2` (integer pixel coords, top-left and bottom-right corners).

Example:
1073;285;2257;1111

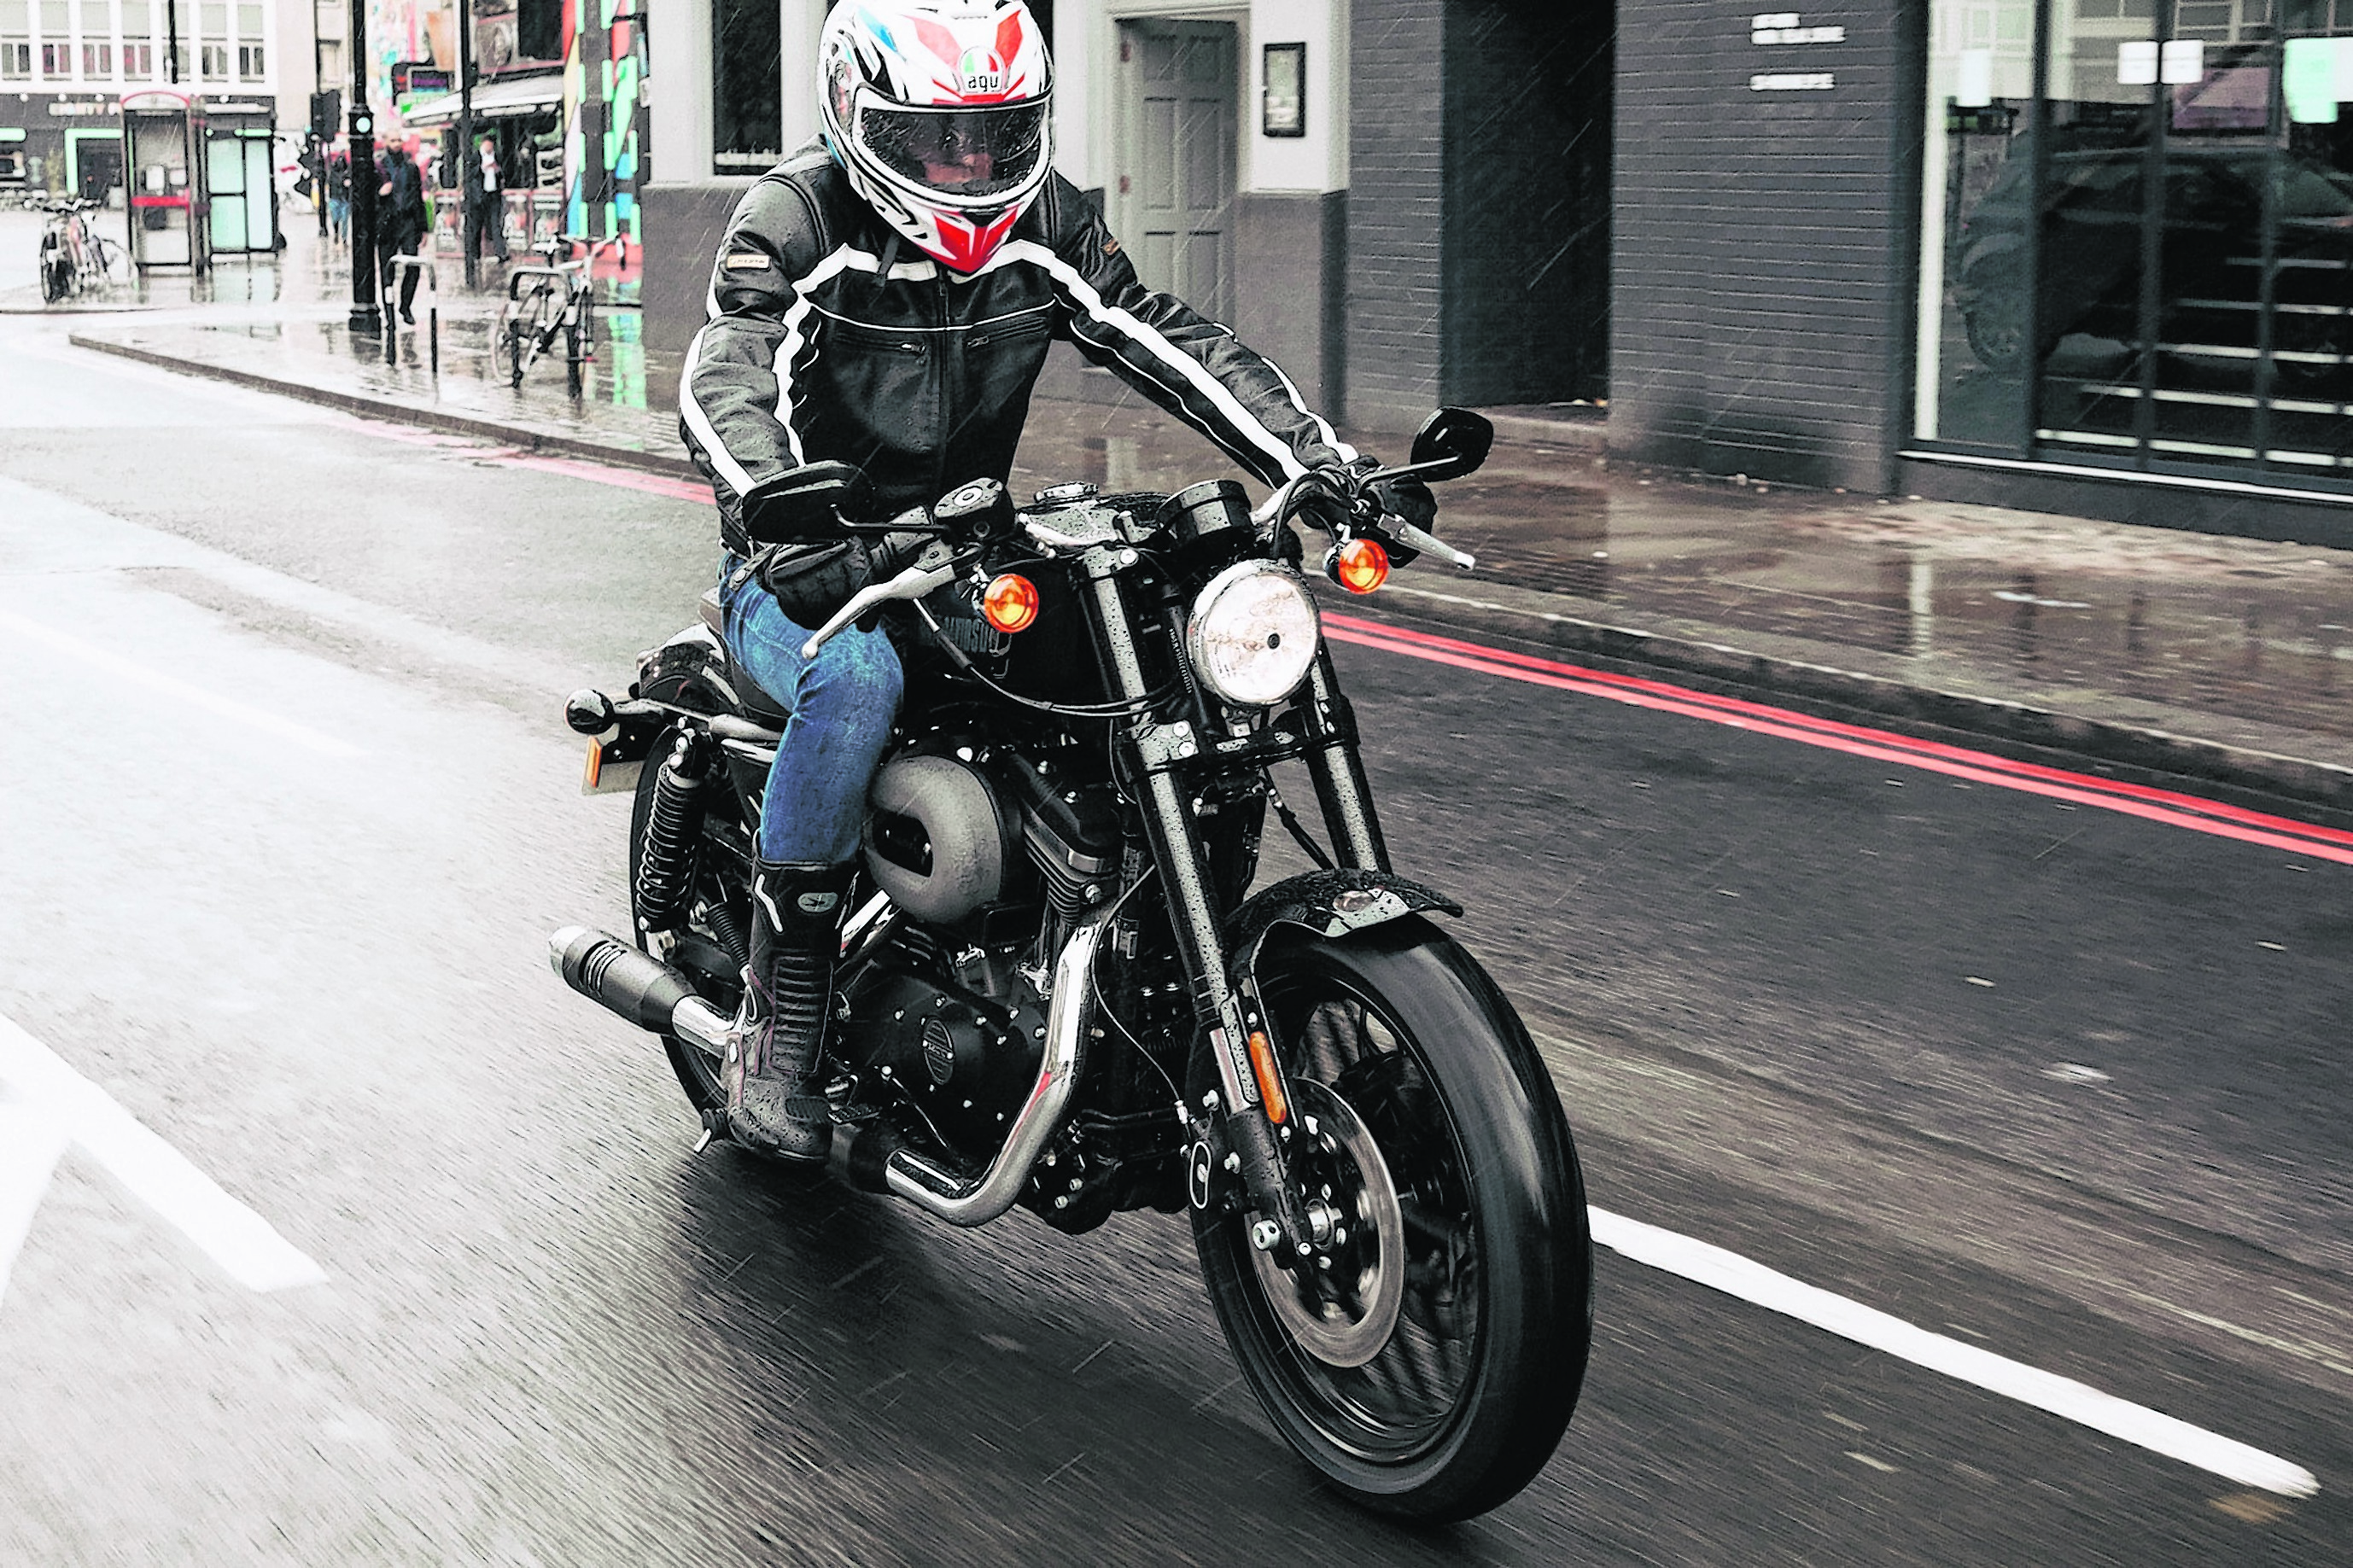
982;572;1040;632
1246;1029;1289;1126
1326;538;1390;595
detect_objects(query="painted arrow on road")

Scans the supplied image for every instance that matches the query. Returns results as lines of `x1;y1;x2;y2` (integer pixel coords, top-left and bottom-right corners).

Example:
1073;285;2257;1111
0;1011;326;1303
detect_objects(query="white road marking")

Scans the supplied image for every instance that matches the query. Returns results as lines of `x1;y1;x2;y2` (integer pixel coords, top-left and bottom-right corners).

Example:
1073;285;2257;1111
0;1107;71;1303
1590;1205;2319;1497
0;1012;327;1294
0;609;365;758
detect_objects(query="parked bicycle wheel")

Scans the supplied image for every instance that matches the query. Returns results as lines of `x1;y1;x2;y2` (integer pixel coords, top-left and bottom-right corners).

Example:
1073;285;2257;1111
38;237;66;303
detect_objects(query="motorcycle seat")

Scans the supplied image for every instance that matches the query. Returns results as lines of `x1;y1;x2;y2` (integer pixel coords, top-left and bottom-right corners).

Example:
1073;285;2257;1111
698;586;798;729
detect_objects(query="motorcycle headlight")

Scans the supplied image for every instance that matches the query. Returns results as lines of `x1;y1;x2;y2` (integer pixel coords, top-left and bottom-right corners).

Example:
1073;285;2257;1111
1185;561;1321;707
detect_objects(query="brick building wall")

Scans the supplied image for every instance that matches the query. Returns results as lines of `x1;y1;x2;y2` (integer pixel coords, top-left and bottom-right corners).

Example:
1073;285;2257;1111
1611;0;1924;491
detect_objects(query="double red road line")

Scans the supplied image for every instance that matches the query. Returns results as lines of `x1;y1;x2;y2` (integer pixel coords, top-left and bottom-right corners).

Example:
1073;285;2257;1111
1322;611;2353;867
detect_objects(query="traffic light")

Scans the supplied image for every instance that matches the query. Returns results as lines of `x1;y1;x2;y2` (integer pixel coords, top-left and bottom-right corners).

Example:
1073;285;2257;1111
310;90;341;139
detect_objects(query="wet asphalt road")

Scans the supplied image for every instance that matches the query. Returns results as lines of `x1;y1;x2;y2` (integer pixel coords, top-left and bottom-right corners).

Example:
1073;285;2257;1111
2;318;2349;1565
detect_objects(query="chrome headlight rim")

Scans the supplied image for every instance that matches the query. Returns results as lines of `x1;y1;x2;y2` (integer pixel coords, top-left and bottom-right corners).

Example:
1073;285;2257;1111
1184;559;1322;708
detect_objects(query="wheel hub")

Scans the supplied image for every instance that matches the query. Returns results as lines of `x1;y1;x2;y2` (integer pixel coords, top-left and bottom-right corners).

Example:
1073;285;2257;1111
1249;1078;1405;1368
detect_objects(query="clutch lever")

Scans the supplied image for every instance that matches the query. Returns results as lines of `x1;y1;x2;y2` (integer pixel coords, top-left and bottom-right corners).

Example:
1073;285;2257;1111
798;542;962;658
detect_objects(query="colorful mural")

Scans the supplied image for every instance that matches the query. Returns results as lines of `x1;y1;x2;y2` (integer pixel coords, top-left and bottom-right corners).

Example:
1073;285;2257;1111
563;0;644;247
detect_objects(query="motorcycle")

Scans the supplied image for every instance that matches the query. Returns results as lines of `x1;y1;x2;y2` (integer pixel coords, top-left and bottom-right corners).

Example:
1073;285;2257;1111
547;409;1593;1519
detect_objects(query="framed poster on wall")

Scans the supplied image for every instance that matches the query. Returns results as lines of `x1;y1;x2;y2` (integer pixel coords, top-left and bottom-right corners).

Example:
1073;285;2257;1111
1262;42;1305;137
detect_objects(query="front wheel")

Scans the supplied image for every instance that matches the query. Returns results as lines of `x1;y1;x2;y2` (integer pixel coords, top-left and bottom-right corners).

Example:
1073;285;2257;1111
1193;917;1593;1520
38;238;65;303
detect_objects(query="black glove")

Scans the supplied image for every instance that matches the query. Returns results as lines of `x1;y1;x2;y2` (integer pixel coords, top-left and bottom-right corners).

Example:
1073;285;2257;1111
1372;475;1438;534
754;528;938;629
1367;475;1437;566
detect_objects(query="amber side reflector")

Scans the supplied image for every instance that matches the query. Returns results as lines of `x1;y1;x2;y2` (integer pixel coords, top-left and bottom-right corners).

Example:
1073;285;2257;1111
1246;1030;1289;1125
1328;538;1391;595
983;572;1041;632
583;739;604;790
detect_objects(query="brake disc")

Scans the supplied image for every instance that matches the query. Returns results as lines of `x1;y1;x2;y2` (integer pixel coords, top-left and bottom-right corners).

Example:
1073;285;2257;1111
1249;1077;1407;1368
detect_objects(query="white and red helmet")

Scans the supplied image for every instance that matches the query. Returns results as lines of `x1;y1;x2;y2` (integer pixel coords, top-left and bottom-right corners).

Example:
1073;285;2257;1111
820;1;1055;273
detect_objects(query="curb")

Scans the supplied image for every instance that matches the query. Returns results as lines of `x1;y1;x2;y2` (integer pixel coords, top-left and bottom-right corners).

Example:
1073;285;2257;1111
66;331;701;481
60;331;2353;820
1334;583;2353;823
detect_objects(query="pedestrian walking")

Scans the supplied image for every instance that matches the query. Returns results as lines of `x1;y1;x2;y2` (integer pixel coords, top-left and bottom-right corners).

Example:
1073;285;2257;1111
466;136;509;263
326;149;350;247
377;143;429;324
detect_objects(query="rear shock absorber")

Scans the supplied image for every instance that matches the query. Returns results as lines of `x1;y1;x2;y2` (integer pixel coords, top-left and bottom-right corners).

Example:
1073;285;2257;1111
634;731;709;935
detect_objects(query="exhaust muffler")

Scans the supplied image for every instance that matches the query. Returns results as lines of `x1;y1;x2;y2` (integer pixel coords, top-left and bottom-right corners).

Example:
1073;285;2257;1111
547;925;735;1060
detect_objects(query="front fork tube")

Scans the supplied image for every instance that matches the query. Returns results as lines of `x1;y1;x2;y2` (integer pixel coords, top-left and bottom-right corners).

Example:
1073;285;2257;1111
1084;562;1312;1251
1299;651;1391;872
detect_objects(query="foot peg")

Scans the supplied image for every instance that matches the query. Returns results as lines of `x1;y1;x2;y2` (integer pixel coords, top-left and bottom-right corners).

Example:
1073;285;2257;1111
785;1071;881;1126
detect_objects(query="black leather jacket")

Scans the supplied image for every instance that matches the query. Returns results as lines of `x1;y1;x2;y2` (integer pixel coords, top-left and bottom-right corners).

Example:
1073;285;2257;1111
680;143;1358;555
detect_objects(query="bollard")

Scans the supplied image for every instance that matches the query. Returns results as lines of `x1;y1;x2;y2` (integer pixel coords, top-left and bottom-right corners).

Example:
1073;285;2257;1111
384;255;441;376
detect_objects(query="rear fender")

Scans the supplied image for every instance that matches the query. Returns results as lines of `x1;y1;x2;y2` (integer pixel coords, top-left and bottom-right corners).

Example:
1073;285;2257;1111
580;627;736;796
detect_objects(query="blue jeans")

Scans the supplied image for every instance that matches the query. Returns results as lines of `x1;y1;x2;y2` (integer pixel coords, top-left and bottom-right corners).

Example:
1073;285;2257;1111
718;557;904;865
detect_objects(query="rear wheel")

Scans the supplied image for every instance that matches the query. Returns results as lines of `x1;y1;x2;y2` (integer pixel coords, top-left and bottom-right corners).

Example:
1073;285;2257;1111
1192;916;1593;1521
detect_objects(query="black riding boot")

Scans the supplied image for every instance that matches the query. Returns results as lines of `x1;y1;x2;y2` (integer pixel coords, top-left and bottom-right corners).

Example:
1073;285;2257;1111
726;859;855;1162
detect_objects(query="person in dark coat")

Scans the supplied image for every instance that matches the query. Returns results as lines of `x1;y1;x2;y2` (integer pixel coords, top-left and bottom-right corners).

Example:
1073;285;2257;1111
377;143;430;324
325;149;350;245
464;136;509;262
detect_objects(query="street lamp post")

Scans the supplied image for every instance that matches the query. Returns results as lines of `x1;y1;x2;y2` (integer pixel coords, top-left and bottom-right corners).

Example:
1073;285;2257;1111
457;0;476;290
346;0;379;331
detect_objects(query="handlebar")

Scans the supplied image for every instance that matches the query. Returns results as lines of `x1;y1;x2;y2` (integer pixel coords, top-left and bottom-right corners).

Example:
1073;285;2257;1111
1249;466;1476;572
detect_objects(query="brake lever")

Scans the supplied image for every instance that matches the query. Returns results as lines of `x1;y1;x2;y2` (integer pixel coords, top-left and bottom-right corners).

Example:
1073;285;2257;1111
1381;517;1476;571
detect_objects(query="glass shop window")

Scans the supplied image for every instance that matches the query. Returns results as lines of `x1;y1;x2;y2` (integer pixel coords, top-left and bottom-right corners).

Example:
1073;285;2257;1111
1921;1;2353;481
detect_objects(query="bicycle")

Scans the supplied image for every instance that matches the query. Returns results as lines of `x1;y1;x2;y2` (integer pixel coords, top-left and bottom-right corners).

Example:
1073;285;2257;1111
36;196;120;302
495;232;620;396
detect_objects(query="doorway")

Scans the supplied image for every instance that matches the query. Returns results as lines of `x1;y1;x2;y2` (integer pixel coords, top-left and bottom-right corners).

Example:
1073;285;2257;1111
1111;18;1238;320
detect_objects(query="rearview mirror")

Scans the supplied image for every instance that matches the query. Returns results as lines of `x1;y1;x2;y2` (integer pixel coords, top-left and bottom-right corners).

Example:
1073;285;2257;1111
1406;408;1495;482
741;461;874;544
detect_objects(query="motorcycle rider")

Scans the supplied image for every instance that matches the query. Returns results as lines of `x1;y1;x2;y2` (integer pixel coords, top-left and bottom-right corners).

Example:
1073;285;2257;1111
679;0;1423;1162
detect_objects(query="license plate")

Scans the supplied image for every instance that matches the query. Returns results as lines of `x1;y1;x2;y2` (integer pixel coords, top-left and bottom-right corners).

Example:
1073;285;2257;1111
581;737;644;796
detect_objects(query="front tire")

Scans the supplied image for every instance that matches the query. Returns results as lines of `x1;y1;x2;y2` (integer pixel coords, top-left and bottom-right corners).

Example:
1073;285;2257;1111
1193;917;1593;1520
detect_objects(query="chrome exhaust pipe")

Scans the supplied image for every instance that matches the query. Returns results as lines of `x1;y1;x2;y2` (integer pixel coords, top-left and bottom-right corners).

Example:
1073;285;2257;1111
551;916;1102;1231
547;926;734;1059
883;912;1106;1227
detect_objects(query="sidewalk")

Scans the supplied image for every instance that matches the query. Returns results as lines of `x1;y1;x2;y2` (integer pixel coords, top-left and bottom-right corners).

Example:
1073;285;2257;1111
33;222;2353;819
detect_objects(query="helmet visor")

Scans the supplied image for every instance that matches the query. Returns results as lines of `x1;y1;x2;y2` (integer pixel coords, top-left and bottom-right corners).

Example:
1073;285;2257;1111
857;101;1049;203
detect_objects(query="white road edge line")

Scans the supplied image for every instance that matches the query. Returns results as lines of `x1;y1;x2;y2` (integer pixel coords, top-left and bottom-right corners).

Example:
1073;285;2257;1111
0;609;366;759
1589;1205;2320;1498
0;1106;72;1304
0;1013;328;1293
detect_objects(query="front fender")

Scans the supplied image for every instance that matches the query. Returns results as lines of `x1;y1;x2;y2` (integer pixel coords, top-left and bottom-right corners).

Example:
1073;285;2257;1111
1224;868;1463;984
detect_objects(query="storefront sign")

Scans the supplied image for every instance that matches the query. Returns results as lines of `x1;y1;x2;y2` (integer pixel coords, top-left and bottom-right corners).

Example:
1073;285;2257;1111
1752;13;1844;45
46;101;118;116
1751;12;1841;90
